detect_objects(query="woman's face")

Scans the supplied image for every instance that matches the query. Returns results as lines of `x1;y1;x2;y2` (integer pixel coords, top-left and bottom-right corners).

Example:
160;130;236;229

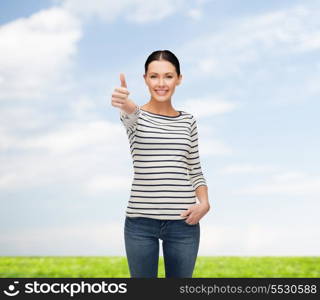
143;60;182;103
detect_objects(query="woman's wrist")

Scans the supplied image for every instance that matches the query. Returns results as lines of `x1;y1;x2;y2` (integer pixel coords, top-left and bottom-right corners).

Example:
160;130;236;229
198;202;210;210
121;100;138;114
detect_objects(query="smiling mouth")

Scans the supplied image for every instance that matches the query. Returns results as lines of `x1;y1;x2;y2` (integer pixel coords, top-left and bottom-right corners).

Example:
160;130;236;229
155;90;168;95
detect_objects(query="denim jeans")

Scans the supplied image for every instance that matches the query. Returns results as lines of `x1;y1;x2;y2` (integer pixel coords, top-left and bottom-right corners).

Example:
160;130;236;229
124;216;200;278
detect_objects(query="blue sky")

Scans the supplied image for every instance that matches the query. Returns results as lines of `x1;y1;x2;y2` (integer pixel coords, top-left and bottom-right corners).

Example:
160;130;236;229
0;0;319;256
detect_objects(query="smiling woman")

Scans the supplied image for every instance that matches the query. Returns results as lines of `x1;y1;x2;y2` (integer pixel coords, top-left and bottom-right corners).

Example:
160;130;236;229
111;49;210;279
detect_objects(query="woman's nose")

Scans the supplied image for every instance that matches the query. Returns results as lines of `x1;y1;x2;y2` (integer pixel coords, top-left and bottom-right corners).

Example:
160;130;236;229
158;78;165;85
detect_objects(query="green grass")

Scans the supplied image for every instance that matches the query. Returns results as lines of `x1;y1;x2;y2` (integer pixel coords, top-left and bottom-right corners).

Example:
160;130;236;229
0;256;319;278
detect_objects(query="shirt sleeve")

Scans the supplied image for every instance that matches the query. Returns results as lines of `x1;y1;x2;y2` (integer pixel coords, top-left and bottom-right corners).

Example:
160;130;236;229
187;115;207;190
119;105;140;134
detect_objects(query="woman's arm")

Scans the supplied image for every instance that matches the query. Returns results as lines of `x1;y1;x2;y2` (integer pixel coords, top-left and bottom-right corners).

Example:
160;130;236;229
119;101;140;134
187;115;207;189
195;185;210;210
181;115;210;224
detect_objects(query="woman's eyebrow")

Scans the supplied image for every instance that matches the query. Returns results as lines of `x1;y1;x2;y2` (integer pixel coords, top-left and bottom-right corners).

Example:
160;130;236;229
150;72;174;75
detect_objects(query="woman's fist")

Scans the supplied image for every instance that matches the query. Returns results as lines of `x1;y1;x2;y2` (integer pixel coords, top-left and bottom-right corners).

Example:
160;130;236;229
111;73;136;114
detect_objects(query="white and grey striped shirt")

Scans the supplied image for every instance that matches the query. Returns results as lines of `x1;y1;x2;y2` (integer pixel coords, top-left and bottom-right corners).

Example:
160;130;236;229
120;105;207;220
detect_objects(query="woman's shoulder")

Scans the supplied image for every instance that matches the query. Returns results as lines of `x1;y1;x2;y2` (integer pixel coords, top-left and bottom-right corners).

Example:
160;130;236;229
180;110;195;120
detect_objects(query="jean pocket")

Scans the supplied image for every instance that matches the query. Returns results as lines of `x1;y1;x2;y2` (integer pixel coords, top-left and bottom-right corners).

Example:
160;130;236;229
125;216;145;229
125;216;138;226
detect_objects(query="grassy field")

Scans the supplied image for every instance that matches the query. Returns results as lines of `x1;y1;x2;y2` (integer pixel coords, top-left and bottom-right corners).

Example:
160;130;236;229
0;256;319;278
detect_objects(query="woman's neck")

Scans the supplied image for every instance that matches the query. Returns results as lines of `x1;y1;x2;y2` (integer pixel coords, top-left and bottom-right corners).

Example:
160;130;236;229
142;100;178;116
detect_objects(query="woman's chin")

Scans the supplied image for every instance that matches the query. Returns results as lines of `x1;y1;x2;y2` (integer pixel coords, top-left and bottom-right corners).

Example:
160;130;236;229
152;94;171;101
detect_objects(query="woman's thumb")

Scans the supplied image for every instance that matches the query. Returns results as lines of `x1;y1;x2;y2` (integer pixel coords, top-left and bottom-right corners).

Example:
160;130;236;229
120;73;127;88
181;209;190;217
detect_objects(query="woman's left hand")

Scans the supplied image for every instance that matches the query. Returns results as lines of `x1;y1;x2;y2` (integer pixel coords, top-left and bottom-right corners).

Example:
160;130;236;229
180;203;210;225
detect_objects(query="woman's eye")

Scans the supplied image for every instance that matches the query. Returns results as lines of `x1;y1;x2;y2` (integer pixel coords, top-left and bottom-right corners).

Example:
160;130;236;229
150;76;173;78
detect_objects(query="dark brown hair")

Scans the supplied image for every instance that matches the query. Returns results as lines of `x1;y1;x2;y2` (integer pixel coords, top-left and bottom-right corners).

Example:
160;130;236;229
144;50;181;76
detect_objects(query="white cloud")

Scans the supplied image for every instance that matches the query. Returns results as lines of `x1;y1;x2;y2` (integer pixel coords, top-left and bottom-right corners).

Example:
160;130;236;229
185;8;203;20
0;105;56;132
197;57;219;73
233;171;320;197
126;0;183;23
0;117;133;190
200;138;233;156
85;175;132;195
69;95;98;118
272;171;307;182
305;75;320;95
58;0;189;24
184;96;239;118
4;120;117;154
220;163;280;174
0;6;82;99
179;4;320;78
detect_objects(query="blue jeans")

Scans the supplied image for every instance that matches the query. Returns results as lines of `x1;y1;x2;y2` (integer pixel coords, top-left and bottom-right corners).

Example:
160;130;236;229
124;216;200;278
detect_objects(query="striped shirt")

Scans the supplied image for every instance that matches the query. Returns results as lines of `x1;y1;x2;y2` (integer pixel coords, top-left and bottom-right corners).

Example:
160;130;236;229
120;105;207;220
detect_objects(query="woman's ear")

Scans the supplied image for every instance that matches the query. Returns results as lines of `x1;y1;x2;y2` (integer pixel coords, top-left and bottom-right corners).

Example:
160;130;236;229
176;74;182;86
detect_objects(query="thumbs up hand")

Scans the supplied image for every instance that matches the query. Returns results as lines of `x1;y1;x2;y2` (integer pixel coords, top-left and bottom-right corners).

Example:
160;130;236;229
111;73;137;114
